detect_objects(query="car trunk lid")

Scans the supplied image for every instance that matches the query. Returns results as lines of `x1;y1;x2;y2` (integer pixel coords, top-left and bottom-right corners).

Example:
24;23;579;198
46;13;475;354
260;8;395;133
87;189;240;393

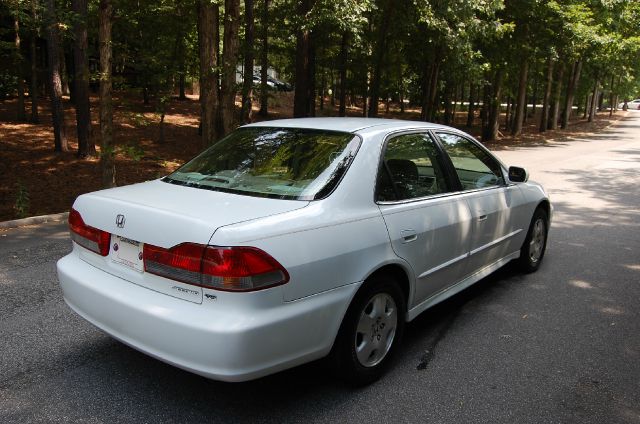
72;179;308;303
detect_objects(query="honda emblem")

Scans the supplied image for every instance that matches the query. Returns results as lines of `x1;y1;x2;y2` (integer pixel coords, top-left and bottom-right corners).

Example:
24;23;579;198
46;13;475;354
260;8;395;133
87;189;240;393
116;214;126;228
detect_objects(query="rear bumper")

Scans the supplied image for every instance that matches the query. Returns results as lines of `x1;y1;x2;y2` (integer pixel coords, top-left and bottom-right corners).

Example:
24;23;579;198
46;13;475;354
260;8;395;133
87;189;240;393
57;253;359;382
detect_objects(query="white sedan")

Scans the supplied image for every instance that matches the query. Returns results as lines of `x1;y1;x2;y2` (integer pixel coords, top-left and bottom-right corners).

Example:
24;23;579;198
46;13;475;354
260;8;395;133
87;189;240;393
57;118;551;385
618;99;640;110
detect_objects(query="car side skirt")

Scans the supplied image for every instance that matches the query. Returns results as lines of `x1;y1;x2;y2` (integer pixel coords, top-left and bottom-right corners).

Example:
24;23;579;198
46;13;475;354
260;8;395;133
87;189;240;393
407;250;521;321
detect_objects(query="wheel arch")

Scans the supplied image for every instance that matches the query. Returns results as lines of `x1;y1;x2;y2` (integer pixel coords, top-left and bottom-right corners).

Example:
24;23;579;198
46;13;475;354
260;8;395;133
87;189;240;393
536;199;552;227
537;199;551;219
362;262;412;317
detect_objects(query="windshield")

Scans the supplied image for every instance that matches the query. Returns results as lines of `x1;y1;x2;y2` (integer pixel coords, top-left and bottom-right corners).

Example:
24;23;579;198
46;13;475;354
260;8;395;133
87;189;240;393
164;127;361;200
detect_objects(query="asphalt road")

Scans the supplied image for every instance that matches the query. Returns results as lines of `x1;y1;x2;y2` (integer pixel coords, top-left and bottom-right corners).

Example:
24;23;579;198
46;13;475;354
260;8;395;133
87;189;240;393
1;113;639;423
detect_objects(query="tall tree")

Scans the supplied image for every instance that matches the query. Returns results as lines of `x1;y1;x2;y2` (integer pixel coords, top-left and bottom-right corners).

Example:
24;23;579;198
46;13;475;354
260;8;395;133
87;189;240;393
562;60;582;128
14;16;26;121
548;64;564;130
512;57;529;136
241;0;254;123
367;0;394;117
539;58;554;132
72;0;95;158
99;0;115;187
258;0;269;117
293;0;315;118
338;31;348;117
29;0;39;123
220;0;240;135
482;67;504;143
44;0;68;152
198;0;219;147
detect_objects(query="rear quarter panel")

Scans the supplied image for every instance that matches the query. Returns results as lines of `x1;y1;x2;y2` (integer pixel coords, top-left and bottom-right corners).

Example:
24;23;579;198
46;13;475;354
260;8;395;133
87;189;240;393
210;127;414;302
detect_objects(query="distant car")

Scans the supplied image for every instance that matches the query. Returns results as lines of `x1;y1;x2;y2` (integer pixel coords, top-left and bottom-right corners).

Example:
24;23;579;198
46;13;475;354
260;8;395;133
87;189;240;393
57;118;551;385
618;99;640;110
251;75;292;91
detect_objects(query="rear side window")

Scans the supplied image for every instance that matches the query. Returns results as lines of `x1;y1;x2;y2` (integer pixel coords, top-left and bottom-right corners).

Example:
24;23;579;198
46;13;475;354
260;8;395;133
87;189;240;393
436;133;505;190
376;133;450;201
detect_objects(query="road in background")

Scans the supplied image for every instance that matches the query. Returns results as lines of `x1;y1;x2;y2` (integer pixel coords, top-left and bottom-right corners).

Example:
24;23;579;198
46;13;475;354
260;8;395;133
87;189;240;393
1;114;639;423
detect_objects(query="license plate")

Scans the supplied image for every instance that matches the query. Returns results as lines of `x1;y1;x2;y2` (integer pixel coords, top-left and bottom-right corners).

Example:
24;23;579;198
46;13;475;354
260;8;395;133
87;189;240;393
111;235;144;272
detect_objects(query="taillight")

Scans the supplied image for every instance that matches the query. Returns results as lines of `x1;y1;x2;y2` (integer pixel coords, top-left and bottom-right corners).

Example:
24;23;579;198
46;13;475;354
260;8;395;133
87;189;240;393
143;243;289;292
69;208;111;256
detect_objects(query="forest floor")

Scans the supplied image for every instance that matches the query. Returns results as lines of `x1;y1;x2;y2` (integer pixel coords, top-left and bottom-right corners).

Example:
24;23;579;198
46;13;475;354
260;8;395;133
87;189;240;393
0;91;629;221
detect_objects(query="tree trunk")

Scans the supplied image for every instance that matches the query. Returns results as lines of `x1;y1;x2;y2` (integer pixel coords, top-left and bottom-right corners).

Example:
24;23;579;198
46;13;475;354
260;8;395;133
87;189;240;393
293;0;315;118
178;71;186;100
158;99;166;143
597;87;604;111
427;59;440;121
45;0;68;152
219;0;240;135
197;0;220;147
443;81;452;125
539;58;553;132
588;76;598;122
338;32;348;117
419;63;431;121
530;66;538;121
308;36;316;116
258;0;269;117
240;0;254;124
319;61;325;112
367;0;394;117
609;74;615;117
15;18;26;121
99;0;115;187
30;0;39;123
506;97;513;131
512;58;528;136
561;60;582;128
583;94;589;119
72;0;95;158
466;81;475;128
60;51;71;97
548;64;564;130
482;67;504;143
178;27;187;100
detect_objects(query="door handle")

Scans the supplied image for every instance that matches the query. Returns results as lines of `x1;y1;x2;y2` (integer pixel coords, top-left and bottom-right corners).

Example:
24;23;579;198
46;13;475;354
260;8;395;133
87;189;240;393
478;214;488;221
400;229;417;243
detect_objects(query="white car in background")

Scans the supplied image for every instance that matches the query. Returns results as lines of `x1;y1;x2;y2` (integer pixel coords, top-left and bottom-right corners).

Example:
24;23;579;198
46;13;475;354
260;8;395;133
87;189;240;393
618;99;640;110
57;118;551;385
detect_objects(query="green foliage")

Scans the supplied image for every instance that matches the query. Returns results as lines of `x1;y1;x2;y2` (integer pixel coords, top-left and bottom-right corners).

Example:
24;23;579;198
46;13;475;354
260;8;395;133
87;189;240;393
3;0;639;152
13;181;30;219
119;144;146;161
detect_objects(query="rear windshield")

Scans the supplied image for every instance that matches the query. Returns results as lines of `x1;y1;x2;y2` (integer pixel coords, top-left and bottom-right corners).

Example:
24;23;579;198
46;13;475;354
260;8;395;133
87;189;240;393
164;127;360;200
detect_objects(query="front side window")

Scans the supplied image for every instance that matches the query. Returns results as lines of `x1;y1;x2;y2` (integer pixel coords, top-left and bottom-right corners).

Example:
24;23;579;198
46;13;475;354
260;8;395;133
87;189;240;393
164;127;360;200
377;133;449;201
436;133;504;190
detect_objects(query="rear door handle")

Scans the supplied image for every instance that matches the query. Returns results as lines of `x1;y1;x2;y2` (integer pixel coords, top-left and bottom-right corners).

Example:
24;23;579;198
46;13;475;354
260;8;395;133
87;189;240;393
478;214;488;221
400;229;417;243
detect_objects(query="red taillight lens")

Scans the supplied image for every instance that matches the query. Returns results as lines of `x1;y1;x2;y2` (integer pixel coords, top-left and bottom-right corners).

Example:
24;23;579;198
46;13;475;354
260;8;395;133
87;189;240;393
143;243;289;292
143;243;205;286
69;209;111;256
201;246;289;291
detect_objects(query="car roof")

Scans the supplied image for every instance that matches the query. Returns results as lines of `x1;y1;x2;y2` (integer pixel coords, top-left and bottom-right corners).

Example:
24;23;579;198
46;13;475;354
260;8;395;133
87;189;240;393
242;117;454;134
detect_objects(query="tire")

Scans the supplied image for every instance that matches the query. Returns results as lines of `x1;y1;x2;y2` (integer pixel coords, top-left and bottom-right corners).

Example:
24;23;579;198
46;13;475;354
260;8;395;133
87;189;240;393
329;274;406;386
518;207;548;273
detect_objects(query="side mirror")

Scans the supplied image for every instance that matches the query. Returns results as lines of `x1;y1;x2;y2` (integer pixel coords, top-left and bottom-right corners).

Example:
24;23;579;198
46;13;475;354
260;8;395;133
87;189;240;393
508;166;529;183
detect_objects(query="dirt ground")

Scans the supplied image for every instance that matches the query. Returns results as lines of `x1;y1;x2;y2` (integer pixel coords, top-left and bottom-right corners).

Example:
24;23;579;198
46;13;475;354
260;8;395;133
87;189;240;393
0;92;628;221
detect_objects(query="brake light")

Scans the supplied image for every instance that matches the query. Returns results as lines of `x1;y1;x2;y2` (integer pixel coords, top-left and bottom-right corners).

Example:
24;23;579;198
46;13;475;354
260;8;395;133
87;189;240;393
143;243;289;292
69;208;111;256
